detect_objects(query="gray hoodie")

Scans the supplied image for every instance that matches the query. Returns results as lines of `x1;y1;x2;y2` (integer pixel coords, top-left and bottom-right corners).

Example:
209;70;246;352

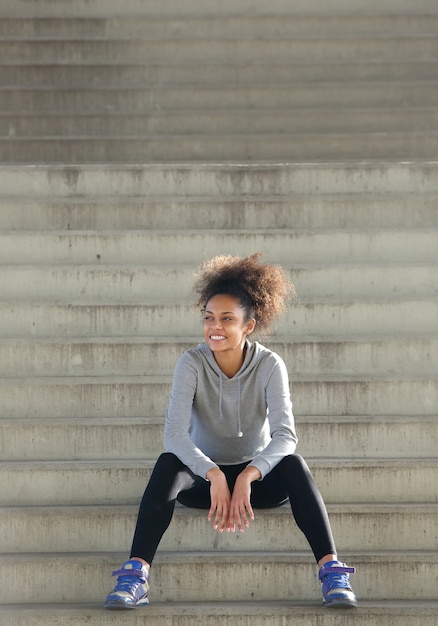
164;340;298;480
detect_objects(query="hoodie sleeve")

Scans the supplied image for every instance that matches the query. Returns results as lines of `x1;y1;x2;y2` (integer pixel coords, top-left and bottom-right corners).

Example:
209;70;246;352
250;354;298;479
164;351;219;479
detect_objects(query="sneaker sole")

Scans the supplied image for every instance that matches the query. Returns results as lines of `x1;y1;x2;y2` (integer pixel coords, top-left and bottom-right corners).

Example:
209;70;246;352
104;598;149;610
324;598;358;609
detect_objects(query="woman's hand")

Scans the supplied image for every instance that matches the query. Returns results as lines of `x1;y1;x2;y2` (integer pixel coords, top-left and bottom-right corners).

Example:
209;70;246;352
206;467;231;533
227;465;261;533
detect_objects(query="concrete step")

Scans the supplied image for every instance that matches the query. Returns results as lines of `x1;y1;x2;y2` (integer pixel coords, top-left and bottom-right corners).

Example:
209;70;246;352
1;299;436;338
3;132;438;163
0;551;437;603
4;0;438;18
1;415;436;462
0;37;436;64
0;337;436;378
1;458;436;506
3;108;438;137
2;15;438;39
0;375;436;419
1;264;436;301
2;84;438;112
2;502;437;553
2;62;438;87
2;163;437;197
1;601;438;626
0;230;436;265
3;228;438;266
1;194;438;230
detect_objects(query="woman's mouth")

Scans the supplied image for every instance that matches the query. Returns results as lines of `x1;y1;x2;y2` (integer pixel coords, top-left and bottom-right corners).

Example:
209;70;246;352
210;335;226;341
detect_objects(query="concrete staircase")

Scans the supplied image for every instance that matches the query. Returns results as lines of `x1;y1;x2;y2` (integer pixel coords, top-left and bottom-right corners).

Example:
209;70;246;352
1;0;438;162
0;162;437;625
0;1;438;625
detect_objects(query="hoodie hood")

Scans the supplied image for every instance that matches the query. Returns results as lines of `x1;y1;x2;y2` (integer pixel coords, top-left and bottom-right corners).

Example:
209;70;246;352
193;339;262;378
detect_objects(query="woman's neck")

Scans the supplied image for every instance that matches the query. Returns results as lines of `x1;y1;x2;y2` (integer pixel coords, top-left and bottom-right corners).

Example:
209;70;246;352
213;343;247;378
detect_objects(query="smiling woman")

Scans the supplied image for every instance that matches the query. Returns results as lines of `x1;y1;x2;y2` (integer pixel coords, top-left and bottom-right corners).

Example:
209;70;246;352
104;253;357;611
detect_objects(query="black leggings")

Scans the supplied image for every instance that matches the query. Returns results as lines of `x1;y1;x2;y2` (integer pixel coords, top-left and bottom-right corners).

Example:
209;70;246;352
130;452;336;565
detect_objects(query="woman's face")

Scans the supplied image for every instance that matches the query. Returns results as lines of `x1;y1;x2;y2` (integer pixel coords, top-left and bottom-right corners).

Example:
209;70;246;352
203;293;255;355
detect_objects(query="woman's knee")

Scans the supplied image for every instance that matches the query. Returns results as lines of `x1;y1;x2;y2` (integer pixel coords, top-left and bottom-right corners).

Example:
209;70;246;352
278;454;314;482
145;453;193;501
279;454;307;471
154;452;184;470
149;452;186;484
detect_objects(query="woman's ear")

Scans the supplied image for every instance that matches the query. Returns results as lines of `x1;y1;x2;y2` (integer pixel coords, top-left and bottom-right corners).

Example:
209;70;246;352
246;318;256;335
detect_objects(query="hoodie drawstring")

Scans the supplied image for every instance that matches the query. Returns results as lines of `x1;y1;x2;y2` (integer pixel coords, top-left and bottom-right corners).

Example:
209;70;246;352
219;375;243;437
237;379;243;437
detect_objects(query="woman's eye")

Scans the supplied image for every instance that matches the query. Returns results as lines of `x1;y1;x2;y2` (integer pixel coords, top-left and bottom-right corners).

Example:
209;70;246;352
203;316;233;322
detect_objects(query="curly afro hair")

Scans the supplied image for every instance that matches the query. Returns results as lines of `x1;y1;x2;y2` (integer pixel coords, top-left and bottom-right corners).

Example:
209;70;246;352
193;253;295;333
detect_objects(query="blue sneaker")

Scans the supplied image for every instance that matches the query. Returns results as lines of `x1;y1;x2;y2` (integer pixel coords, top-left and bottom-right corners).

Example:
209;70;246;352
319;560;357;608
104;559;150;610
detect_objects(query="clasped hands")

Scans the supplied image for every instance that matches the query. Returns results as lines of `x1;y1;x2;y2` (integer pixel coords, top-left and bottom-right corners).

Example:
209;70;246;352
206;465;261;534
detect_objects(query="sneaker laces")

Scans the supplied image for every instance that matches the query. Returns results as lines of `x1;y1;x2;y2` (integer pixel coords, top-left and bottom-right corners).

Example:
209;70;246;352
113;575;146;594
111;565;148;594
319;563;355;590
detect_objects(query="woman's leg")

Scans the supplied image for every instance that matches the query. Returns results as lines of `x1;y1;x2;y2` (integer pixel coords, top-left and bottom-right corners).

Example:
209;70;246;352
106;452;209;610
130;452;208;564
252;454;336;563
252;455;357;608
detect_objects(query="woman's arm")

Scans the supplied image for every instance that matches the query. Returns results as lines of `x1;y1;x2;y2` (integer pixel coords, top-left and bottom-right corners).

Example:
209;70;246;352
250;356;298;479
164;352;218;479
